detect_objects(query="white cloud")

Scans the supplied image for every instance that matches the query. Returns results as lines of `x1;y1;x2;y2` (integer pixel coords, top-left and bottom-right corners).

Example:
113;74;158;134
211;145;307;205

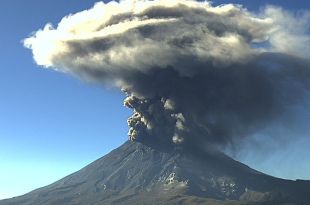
264;6;310;58
24;0;290;82
23;0;310;147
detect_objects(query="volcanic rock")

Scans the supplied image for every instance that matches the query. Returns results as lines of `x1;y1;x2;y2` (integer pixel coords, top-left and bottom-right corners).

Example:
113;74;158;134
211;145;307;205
1;141;309;205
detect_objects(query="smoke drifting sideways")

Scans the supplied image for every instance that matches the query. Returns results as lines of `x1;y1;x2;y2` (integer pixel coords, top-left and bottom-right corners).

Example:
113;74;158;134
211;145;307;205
24;0;310;151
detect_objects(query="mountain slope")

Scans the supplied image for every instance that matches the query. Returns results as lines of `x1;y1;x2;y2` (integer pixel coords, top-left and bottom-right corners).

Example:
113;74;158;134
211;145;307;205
1;141;309;205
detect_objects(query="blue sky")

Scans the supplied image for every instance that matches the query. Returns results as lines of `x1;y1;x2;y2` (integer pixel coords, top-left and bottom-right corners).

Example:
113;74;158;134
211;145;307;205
0;0;309;200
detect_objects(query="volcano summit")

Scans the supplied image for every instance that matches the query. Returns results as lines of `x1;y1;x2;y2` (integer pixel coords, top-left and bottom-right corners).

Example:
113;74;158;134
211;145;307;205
1;141;310;205
3;0;310;204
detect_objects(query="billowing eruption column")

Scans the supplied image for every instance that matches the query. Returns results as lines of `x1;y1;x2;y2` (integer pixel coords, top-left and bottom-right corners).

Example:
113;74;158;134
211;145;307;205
24;0;310;150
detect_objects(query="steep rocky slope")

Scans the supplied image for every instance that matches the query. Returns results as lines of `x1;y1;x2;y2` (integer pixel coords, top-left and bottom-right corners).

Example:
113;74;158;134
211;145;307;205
1;141;309;205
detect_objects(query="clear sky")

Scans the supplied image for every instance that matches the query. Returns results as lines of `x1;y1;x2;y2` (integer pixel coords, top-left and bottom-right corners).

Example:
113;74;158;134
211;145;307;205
0;0;309;200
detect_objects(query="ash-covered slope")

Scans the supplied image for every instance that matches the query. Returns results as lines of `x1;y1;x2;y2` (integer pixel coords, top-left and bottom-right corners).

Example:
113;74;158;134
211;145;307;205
1;141;309;205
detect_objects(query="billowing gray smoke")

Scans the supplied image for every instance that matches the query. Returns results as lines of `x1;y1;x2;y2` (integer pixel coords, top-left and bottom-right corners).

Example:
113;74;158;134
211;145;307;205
24;0;310;150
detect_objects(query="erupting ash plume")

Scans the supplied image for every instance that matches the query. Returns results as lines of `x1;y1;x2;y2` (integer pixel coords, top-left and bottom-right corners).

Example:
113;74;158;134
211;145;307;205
24;0;310;150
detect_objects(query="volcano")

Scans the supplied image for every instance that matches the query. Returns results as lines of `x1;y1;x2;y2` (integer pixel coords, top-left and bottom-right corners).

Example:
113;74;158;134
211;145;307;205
1;141;309;205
